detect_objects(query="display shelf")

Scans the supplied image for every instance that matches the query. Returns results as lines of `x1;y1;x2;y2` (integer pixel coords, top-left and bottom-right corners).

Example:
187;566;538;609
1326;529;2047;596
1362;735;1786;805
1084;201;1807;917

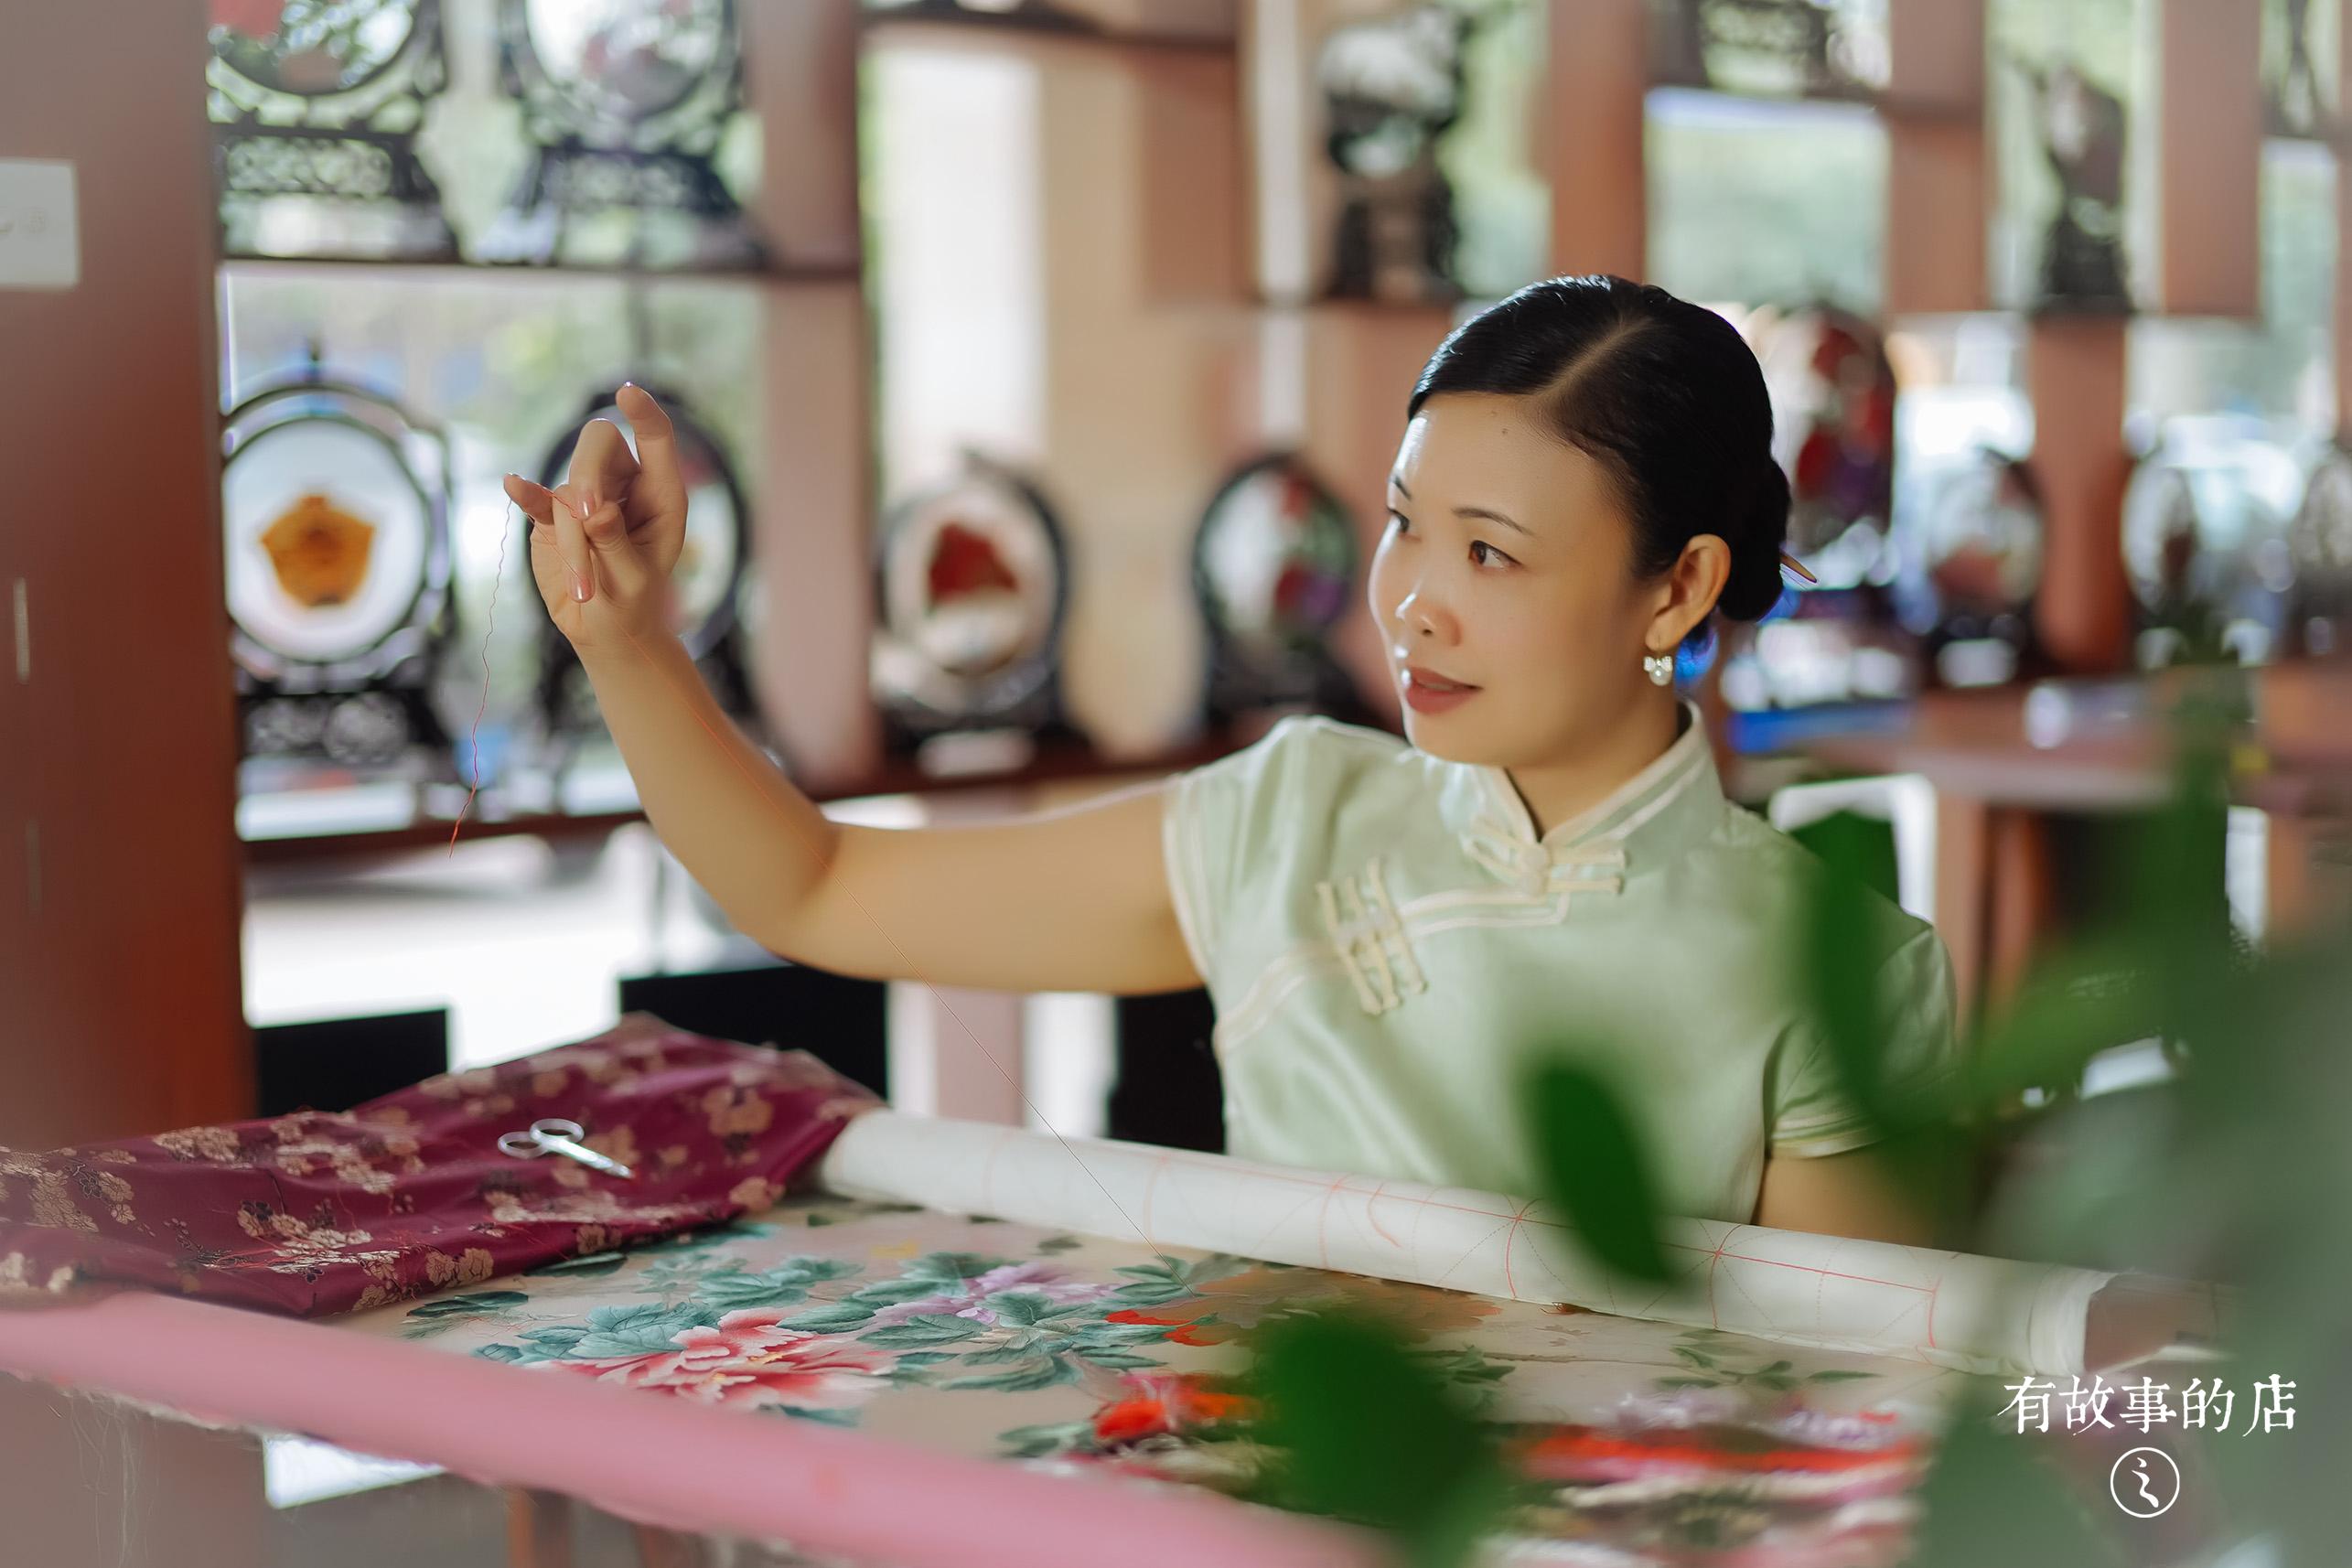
858;3;1230;59
216;254;863;287
233;717;1290;864
1771;663;2352;812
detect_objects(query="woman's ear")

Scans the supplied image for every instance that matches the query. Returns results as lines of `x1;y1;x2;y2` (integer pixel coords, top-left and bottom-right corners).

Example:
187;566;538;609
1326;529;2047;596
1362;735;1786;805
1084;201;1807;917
1645;534;1731;653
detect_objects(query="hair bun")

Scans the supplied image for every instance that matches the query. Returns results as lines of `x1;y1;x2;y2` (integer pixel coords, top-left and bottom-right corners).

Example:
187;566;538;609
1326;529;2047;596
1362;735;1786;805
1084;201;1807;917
1718;459;1792;622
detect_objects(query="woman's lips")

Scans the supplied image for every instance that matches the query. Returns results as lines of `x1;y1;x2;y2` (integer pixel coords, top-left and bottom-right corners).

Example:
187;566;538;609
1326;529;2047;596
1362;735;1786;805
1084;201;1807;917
1402;668;1481;713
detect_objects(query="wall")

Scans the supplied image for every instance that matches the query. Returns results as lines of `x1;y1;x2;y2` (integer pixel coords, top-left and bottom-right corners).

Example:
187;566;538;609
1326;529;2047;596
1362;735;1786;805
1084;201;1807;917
1;0;250;1145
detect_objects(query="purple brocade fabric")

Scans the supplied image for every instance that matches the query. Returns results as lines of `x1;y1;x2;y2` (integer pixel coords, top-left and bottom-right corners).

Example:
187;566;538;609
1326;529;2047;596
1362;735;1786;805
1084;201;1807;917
0;1013;881;1316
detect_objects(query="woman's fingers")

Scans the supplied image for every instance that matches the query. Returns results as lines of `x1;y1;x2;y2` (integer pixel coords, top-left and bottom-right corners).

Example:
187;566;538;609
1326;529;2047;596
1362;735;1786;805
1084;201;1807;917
614;383;685;519
570;418;639;500
550;482;596;604
503;473;557;527
579;498;648;602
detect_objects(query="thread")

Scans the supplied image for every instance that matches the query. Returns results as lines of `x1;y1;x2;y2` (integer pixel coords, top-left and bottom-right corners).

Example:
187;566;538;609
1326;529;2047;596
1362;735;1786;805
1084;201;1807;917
446;503;515;854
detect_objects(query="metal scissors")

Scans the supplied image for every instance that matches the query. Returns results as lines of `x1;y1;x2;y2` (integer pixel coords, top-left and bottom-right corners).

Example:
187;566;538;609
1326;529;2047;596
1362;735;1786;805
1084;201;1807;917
498;1117;633;1179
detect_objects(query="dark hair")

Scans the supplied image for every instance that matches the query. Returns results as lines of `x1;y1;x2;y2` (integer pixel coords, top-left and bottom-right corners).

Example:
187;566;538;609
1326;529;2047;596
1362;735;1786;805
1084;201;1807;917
1407;274;1791;639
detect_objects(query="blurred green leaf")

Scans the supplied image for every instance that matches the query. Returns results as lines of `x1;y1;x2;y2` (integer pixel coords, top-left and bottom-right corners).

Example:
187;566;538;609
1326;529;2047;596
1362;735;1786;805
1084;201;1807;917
1957;936;2164;1112
1794;811;1906;1143
1248;1310;1516;1568
1908;1392;2126;1568
1521;1058;1674;1286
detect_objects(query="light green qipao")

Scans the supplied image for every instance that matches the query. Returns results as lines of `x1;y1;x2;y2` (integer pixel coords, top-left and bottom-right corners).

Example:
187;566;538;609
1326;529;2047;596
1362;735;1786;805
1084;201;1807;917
1159;704;1958;1224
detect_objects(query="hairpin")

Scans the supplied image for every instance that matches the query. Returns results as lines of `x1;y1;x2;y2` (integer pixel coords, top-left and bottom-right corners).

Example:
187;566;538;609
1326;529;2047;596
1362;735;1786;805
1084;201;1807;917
1779;553;1819;585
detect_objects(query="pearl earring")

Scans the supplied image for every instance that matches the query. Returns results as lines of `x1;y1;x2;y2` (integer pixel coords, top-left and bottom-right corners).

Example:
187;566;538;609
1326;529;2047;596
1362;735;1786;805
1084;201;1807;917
1643;651;1674;687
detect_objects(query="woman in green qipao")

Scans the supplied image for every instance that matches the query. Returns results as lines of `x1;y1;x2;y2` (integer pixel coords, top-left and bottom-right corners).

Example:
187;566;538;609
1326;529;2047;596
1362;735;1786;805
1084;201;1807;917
510;275;1955;1249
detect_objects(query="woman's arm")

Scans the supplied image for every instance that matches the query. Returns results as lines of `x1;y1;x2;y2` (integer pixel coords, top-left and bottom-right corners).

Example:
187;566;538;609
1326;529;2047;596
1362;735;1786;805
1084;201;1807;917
1752;1145;1947;1247
577;633;1203;999
513;387;1203;1003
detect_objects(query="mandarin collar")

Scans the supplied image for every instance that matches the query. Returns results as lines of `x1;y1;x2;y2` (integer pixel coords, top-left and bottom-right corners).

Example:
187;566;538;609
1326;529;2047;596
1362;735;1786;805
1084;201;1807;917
1436;701;1723;896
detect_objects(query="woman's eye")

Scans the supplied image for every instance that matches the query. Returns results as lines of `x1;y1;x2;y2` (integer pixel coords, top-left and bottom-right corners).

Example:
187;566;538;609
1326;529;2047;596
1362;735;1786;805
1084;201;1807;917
1386;509;1412;534
1471;541;1514;569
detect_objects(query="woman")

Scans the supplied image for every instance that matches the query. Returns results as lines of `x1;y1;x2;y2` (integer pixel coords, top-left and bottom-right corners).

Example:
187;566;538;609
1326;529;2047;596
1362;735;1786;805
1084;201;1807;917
505;274;1956;1250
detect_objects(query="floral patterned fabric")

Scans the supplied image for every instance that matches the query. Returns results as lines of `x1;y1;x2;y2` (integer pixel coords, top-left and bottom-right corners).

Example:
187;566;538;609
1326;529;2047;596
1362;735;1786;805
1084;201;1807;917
349;1190;1985;1564
0;1015;879;1316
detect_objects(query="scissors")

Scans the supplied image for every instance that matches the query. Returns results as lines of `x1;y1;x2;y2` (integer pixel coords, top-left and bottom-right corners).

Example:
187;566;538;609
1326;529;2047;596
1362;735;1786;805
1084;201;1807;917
498;1117;633;1179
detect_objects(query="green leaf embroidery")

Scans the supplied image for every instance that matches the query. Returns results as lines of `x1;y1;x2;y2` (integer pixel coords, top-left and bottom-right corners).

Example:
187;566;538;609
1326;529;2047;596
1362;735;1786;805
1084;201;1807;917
998;1420;1093;1458
637;1221;772;1255
695;1257;864;1311
404;1290;531;1321
526;1251;628;1278
861;1316;984;1348
1089;1321;1177;1346
986;1291;1052;1328
944;1358;1077;1395
778;1406;858;1427
515;1324;590;1358
854;1278;959;1305
568;1301;719;1358
779;1301;880;1334
908;1252;1013;1282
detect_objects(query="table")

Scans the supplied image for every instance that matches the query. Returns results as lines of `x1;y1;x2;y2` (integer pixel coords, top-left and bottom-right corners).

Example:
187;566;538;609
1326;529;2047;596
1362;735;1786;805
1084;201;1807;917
1;1187;1980;1568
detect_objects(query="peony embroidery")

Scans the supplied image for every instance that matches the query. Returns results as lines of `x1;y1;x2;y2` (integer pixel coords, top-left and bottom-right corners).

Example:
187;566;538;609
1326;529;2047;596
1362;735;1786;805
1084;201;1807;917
553;1309;896;1412
871;1260;1117;1326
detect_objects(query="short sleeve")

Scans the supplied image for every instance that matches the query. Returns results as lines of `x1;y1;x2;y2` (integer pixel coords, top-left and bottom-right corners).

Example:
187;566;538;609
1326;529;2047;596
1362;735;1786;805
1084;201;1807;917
1160;714;1326;987
1766;922;1960;1158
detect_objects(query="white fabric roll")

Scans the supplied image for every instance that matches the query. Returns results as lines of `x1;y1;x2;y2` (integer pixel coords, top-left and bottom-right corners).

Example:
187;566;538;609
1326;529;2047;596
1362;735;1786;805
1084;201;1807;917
815;1111;2116;1379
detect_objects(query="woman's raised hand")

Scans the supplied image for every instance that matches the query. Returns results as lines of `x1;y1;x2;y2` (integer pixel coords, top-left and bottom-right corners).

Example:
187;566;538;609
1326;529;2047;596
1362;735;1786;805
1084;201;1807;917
502;382;692;661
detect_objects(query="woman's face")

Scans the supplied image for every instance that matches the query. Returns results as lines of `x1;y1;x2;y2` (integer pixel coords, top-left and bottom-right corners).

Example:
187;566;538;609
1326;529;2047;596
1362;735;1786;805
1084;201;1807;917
1367;391;1669;768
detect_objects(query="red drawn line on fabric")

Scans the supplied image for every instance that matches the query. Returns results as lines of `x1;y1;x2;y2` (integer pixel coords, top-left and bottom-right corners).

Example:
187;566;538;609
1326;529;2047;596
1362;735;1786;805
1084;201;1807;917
1137;1148;1729;1256
1719;1262;1771;1331
1713;1252;1931;1294
1865;1300;1923;1348
1430;1217;1518;1288
1500;1197;1534;1296
1252;1180;1337;1262
1316;1173;1351;1269
1341;1175;1406;1262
